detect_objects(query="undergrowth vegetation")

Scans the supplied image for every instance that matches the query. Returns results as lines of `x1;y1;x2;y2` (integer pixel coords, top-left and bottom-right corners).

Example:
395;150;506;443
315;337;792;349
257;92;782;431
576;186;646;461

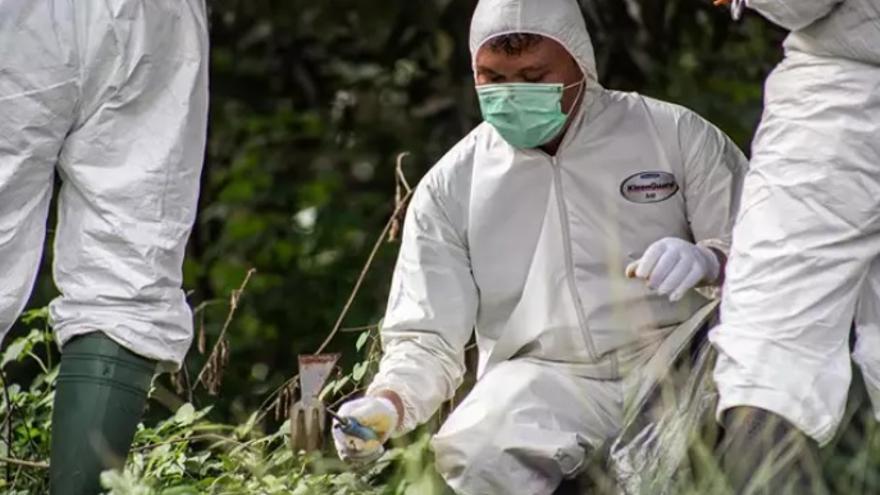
2;309;880;494
0;308;451;495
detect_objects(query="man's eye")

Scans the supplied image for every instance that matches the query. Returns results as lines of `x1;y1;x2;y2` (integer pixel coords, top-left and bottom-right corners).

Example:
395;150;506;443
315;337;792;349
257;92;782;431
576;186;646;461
523;74;547;83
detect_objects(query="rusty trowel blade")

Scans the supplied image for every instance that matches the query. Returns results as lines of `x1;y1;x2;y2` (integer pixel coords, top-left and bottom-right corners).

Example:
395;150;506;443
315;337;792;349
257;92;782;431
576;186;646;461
298;354;340;405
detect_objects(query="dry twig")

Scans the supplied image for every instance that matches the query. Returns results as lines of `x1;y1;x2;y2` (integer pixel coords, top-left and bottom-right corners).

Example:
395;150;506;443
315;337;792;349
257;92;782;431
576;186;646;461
315;179;414;354
388;152;413;243
196;268;257;393
0;456;48;470
258;151;415;420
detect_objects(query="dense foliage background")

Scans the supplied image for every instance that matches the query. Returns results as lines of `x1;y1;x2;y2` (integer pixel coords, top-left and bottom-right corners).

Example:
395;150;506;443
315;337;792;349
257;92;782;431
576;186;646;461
12;1;880;494
2;2;793;489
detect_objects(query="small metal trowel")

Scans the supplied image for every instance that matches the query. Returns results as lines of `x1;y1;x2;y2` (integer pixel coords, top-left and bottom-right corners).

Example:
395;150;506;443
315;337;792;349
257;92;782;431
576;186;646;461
290;354;340;452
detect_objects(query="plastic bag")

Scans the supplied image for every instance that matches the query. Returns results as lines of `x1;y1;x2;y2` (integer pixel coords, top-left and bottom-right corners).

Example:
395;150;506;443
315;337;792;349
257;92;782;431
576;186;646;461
607;302;722;495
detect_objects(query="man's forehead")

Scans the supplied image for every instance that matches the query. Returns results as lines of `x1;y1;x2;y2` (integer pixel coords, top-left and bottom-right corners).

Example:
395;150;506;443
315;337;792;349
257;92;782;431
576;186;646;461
478;35;568;59
476;61;549;73
475;38;573;72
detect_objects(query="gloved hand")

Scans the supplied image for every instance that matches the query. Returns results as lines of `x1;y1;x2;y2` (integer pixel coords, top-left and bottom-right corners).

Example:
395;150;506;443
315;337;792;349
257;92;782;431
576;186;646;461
626;237;721;302
332;395;399;463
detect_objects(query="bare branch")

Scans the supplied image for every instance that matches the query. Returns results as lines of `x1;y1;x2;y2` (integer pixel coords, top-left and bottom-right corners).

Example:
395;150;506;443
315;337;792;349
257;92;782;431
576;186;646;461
395;152;412;193
196;268;257;390
258;152;416;421
0;456;48;470
315;187;414;355
339;325;379;333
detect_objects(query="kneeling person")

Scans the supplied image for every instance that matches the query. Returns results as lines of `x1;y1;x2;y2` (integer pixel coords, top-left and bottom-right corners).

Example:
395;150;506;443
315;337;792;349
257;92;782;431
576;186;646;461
334;0;747;493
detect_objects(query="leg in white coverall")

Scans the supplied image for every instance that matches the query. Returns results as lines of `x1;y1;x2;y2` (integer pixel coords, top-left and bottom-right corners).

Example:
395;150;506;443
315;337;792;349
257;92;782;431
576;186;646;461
712;53;880;494
0;1;208;493
432;360;623;495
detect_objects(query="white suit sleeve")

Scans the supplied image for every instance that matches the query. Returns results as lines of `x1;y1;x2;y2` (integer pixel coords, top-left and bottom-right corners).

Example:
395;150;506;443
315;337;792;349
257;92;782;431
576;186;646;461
746;0;844;31
678;111;749;265
367;168;478;435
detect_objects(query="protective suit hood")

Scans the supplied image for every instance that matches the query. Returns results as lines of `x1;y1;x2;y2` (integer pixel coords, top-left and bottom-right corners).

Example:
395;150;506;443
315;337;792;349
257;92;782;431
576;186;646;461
469;0;599;81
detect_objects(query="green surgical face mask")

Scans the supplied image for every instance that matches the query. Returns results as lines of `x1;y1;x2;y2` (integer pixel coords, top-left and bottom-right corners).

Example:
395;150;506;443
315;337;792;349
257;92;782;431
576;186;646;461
477;80;583;149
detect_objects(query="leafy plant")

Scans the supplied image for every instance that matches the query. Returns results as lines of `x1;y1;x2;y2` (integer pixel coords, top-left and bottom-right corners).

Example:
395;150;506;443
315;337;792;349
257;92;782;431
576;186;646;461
0;310;448;495
4;308;880;494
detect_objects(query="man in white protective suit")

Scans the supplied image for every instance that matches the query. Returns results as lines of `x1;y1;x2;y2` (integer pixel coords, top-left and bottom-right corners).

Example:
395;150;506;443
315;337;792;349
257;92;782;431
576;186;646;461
332;0;748;493
0;2;208;494
710;0;880;493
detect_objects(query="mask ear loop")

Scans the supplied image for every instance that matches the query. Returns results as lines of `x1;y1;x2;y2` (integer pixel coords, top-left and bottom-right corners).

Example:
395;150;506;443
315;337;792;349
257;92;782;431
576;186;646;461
563;77;586;117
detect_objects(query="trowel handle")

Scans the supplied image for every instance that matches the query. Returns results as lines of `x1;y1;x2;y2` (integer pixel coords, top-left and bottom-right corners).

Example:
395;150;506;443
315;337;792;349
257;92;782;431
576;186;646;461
339;418;379;442
328;410;380;442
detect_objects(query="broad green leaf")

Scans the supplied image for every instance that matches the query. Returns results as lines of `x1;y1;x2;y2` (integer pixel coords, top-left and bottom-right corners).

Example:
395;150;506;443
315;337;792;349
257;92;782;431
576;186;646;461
352;362;368;382
174;403;197;426
20;307;49;325
1;339;27;368
356;331;370;351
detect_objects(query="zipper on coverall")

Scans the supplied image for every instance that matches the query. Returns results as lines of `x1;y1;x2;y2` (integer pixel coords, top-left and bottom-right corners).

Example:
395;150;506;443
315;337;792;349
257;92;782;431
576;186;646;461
550;156;601;363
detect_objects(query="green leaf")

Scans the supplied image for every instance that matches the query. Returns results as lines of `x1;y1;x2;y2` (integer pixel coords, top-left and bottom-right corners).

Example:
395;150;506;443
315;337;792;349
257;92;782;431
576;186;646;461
1;339;27;368
235;410;260;438
174;403;197;426
193;405;214;423
332;376;351;395
356;331;370;352
20;307;49;325
352;362;368;382
318;380;336;402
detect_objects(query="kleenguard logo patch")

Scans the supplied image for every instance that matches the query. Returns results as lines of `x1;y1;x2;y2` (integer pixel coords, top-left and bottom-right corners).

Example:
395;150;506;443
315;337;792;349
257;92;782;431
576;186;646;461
620;171;679;204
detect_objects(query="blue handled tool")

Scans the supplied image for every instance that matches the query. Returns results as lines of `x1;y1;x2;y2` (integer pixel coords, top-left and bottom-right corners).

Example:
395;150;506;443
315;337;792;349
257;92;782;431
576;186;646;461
327;409;379;442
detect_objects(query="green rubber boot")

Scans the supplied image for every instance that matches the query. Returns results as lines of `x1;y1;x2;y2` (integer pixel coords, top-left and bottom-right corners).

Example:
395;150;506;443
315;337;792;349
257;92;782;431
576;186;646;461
50;333;156;495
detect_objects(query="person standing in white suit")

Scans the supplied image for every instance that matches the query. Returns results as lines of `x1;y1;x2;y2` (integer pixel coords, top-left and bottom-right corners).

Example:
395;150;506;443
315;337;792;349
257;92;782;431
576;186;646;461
712;0;880;492
0;1;209;493
331;1;748;493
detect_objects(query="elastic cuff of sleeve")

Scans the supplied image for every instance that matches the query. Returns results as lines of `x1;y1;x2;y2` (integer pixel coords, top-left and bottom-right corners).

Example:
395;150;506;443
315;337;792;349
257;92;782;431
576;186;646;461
698;238;729;282
696;238;729;259
693;240;726;299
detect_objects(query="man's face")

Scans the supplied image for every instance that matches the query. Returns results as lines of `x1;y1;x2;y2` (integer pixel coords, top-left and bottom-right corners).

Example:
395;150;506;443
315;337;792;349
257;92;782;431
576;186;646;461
475;36;584;115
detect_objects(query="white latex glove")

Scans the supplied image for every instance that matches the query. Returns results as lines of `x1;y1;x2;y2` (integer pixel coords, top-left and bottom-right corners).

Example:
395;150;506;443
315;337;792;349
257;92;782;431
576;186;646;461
626;237;721;302
332;396;399;463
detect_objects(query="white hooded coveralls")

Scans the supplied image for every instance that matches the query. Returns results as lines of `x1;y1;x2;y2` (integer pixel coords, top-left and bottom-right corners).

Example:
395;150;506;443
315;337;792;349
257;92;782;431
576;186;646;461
365;0;748;493
711;0;880;446
0;0;209;369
